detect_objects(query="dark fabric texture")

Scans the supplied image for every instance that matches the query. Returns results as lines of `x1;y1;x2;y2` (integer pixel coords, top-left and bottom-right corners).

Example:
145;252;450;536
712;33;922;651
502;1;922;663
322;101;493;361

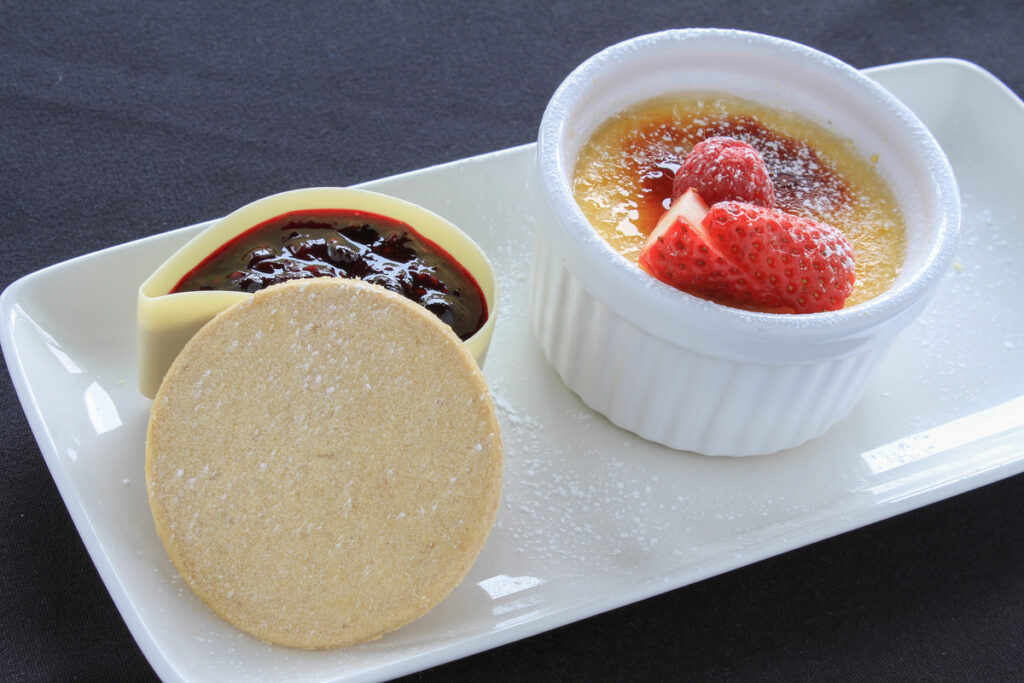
2;1;1023;681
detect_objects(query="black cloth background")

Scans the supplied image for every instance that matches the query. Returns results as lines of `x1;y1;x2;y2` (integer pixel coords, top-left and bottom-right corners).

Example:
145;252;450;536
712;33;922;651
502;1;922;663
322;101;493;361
2;1;1023;681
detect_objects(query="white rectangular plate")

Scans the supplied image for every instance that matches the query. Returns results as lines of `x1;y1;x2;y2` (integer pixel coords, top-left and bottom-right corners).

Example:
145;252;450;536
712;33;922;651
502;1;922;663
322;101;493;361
3;58;1024;683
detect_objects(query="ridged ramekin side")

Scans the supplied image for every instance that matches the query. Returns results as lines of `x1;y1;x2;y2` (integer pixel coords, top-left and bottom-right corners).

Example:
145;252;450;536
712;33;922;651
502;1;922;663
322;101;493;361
530;234;895;456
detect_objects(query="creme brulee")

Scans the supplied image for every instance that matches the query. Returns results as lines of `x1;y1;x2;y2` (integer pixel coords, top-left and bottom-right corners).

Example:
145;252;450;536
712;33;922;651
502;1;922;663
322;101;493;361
572;93;907;307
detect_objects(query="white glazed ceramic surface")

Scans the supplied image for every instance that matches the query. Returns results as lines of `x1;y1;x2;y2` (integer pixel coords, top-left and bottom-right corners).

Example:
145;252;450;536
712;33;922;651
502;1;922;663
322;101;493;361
1;60;1021;683
535;30;960;455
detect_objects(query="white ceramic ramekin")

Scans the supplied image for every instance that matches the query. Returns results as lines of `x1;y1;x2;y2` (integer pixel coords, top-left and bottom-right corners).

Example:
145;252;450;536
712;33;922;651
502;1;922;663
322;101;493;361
138;187;497;398
533;29;960;456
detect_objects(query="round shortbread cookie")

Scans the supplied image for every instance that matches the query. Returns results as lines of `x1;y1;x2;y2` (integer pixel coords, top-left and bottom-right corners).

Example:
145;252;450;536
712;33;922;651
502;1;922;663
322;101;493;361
146;278;502;649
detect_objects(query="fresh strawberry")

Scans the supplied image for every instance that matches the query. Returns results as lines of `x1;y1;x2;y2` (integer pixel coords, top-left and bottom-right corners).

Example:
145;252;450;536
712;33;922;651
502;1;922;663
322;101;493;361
703;202;856;313
639;191;856;313
638;190;777;307
672;136;776;208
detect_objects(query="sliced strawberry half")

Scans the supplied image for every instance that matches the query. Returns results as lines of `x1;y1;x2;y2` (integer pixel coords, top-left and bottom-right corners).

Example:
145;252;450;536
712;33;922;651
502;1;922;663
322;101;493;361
704;202;856;313
638;189;777;307
639;191;856;313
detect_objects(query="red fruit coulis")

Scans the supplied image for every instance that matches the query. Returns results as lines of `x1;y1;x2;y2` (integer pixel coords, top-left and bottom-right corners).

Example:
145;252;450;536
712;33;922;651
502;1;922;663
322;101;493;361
172;209;488;340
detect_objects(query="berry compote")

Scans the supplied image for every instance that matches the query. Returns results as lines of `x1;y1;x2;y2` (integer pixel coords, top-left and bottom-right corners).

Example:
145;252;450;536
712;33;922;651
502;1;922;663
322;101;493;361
172;209;488;340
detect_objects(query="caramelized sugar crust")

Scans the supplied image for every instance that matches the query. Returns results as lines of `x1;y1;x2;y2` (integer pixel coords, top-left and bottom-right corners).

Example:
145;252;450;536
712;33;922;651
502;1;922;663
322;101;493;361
573;94;907;307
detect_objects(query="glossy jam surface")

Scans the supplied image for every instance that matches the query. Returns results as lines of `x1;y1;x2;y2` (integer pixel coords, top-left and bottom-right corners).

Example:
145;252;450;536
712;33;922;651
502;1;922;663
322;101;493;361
172;209;487;340
573;94;907;307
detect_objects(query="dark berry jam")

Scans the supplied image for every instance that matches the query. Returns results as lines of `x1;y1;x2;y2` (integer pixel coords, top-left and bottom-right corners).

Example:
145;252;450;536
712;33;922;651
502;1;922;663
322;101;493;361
172;209;488;340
